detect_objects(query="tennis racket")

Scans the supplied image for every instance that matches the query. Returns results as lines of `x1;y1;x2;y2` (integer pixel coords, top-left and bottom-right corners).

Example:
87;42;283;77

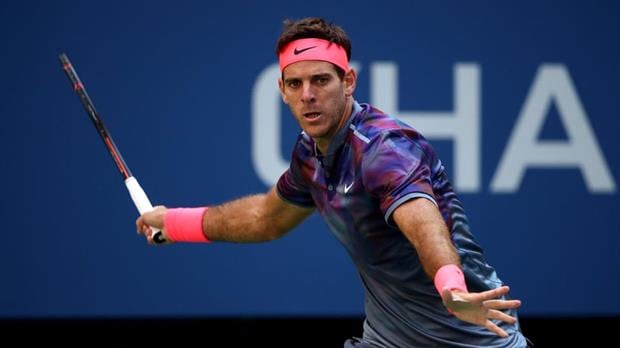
59;53;169;245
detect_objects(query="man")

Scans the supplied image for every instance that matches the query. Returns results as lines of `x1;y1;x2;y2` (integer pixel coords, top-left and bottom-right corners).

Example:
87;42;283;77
137;17;530;347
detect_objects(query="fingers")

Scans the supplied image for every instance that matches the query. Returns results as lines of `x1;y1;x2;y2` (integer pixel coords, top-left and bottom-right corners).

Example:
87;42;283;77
484;299;521;310
485;320;508;338
485;285;510;298
146;232;154;245
136;215;143;233
138;222;155;245
487;309;517;324
135;216;151;235
135;206;167;242
443;286;520;338
467;286;512;303
136;212;158;245
441;288;466;311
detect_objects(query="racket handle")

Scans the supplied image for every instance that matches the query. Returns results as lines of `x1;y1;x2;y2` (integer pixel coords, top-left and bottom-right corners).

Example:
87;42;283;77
124;176;170;244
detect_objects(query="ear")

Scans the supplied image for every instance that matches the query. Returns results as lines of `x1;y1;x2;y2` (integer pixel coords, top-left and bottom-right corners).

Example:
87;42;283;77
343;68;357;97
278;78;289;104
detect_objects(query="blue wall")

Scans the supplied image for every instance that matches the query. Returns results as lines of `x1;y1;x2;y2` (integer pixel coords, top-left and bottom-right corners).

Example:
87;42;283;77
1;0;618;317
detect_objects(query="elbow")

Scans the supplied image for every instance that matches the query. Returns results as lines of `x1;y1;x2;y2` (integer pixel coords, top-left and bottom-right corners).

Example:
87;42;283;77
263;225;289;241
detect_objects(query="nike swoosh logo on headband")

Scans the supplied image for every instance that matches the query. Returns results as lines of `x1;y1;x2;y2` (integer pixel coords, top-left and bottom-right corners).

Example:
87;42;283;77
293;46;317;55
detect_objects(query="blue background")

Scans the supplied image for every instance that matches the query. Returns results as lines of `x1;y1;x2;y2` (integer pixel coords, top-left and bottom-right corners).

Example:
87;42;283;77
1;0;618;318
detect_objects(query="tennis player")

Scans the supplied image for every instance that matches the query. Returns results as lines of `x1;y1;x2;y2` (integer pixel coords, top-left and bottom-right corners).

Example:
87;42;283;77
137;17;531;347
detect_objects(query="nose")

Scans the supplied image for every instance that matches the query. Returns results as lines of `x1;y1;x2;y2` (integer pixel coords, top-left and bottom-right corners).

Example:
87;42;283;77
301;82;316;104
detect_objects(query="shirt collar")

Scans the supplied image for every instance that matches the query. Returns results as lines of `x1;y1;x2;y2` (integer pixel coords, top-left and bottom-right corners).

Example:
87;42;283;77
314;100;363;167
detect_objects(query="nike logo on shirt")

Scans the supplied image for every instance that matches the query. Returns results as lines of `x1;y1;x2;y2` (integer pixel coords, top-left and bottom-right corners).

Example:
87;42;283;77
344;181;354;193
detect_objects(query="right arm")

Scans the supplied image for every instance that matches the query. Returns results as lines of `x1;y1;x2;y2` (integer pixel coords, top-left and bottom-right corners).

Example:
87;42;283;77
136;186;314;243
203;186;314;242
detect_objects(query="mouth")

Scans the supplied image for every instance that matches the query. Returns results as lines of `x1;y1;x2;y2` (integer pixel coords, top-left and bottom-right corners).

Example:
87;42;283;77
303;112;321;120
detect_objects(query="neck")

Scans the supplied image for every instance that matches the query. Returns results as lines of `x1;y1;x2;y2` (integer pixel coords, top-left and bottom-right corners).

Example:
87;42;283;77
315;97;353;154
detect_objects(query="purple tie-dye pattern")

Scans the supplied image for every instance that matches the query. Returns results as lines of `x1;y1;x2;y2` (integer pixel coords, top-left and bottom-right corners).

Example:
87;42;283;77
276;102;524;347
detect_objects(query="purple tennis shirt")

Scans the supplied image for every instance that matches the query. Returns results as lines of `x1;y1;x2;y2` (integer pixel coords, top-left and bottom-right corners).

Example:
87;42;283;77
277;101;526;347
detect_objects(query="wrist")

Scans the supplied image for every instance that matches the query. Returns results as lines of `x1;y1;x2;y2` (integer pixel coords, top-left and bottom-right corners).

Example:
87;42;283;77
434;264;468;295
164;207;211;243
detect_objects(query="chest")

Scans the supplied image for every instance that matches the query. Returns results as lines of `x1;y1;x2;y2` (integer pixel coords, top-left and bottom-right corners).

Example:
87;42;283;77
304;146;374;215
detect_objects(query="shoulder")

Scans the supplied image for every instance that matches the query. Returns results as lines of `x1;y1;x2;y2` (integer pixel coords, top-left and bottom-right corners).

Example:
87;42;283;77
351;104;440;175
288;131;319;181
353;104;428;149
290;131;315;160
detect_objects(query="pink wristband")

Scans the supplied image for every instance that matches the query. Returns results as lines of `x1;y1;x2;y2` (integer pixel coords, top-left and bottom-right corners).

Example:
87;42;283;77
434;264;468;295
164;207;210;243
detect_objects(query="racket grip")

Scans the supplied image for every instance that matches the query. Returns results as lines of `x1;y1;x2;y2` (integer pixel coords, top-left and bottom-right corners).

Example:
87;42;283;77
124;176;170;244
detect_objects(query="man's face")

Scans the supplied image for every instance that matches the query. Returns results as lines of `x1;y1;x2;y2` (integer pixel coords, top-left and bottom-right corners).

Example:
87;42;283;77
278;61;356;148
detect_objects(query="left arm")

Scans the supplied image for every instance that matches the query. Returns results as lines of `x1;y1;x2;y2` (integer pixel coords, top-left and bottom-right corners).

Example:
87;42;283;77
392;197;459;278
392;198;521;338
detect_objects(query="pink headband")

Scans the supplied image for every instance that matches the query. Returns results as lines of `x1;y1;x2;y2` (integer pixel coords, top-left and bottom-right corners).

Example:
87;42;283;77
279;38;349;72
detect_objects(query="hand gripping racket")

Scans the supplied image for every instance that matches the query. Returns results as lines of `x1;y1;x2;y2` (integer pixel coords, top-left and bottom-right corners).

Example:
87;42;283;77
59;53;169;245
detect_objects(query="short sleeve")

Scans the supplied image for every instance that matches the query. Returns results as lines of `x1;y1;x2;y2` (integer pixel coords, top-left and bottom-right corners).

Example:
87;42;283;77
276;166;315;208
362;130;437;225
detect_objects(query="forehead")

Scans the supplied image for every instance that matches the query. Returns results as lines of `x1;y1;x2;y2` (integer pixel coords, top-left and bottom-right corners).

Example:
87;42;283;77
282;60;337;79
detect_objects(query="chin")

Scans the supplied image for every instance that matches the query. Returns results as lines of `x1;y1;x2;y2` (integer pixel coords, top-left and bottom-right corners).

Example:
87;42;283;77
303;128;327;139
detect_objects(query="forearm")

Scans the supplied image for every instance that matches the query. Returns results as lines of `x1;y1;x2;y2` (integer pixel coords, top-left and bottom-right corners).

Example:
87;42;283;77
393;198;460;278
201;187;313;243
411;217;460;277
203;194;281;243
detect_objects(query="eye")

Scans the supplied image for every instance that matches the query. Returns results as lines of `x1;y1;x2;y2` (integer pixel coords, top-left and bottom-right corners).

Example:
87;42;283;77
316;76;330;85
286;80;301;89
